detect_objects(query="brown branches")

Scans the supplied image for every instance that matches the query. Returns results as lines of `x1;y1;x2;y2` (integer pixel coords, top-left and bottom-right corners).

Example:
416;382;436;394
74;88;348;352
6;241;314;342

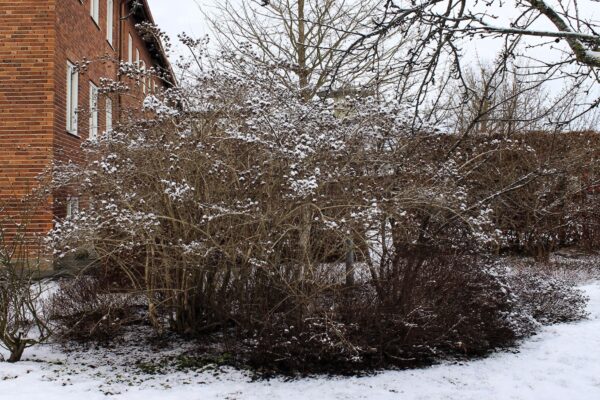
0;225;52;363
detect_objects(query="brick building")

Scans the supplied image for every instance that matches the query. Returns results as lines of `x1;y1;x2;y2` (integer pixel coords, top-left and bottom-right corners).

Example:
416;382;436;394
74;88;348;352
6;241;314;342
0;0;174;251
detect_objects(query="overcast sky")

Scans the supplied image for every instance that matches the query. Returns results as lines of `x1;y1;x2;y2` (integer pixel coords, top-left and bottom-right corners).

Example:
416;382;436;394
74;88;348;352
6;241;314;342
147;0;598;62
146;0;208;43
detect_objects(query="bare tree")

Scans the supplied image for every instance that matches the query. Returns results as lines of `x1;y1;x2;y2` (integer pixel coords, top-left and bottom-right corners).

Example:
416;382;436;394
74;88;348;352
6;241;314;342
208;0;405;99
333;0;600;126
439;61;600;135
0;222;51;363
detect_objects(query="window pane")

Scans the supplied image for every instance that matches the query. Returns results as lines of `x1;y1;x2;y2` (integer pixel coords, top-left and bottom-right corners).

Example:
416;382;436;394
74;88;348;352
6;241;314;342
106;97;113;132
106;0;113;44
89;83;99;139
67;197;80;218
66;62;78;134
91;0;99;23
128;34;133;63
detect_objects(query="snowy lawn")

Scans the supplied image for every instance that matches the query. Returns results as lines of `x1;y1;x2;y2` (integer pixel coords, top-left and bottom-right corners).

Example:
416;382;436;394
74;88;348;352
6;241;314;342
1;283;600;400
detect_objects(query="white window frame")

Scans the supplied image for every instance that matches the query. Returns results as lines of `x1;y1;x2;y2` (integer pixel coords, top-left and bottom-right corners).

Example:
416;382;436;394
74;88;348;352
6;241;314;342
135;49;141;87
140;60;146;93
66;197;80;219
89;82;99;140
128;33;133;63
106;0;114;46
90;0;99;24
105;97;113;133
66;62;79;135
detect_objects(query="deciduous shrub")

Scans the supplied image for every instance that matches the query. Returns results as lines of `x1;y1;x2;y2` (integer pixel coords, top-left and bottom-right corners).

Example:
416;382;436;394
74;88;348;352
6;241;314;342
49;276;140;342
48;50;593;373
509;267;590;325
0;218;51;362
245;256;539;373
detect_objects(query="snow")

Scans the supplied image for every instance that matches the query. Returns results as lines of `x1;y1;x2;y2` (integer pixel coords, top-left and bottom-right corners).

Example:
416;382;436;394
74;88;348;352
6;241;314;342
585;50;600;61
2;283;600;400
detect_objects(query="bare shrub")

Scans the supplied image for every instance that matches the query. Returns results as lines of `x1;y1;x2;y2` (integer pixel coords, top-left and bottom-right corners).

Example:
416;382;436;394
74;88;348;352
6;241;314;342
49;275;141;342
48;45;594;373
509;267;589;325
468;132;600;259
0;228;51;363
246;256;537;373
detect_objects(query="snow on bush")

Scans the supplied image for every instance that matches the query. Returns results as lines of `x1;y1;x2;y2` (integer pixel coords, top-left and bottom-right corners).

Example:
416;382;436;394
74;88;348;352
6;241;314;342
509;268;589;325
45;43;594;373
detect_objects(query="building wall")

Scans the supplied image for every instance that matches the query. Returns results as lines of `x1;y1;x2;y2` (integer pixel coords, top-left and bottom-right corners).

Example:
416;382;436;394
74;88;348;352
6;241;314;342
0;0;168;254
0;0;56;238
118;1;165;114
52;0;120;219
53;0;161;219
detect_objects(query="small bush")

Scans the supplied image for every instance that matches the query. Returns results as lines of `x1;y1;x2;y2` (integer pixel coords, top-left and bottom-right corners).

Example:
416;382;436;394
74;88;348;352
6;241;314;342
0;266;52;363
509;267;589;325
237;257;541;374
0;231;52;363
49;276;140;342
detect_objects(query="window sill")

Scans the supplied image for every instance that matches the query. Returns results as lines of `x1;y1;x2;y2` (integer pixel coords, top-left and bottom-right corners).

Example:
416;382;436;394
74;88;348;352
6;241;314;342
66;130;80;138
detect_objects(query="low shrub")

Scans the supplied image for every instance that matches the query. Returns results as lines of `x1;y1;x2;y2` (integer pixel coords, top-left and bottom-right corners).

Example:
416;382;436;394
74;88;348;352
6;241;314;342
509;267;589;325
0;264;52;362
232;257;543;374
0;216;52;363
49;276;141;342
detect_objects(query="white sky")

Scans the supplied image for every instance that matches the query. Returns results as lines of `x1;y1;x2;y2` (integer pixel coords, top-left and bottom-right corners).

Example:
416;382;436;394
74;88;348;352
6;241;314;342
145;0;599;128
146;0;209;44
147;0;598;62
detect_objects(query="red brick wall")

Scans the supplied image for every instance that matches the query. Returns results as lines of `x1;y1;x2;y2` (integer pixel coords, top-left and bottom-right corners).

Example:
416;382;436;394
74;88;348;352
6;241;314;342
119;1;165;113
1;0;168;245
52;0;120;219
0;0;56;237
53;0;162;219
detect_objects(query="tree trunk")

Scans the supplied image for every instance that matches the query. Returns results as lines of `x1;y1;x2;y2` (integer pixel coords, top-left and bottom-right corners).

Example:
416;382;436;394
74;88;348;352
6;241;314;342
297;0;310;101
298;204;312;282
8;341;26;363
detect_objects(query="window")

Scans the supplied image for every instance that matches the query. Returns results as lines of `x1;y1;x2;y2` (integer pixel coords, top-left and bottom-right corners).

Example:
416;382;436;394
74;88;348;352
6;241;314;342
66;197;80;219
90;0;99;24
106;0;114;45
135;49;141;87
106;97;113;132
89;82;99;140
140;60;146;93
66;62;79;135
128;34;133;63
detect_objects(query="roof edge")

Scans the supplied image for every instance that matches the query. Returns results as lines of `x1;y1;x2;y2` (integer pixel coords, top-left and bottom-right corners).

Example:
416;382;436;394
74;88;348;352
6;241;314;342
127;0;177;86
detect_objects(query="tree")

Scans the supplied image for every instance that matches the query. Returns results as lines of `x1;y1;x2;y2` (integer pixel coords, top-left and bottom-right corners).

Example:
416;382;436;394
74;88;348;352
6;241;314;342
209;0;404;99
336;0;600;126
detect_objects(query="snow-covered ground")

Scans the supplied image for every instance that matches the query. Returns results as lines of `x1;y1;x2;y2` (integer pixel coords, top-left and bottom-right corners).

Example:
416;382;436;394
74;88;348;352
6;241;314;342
1;283;600;400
